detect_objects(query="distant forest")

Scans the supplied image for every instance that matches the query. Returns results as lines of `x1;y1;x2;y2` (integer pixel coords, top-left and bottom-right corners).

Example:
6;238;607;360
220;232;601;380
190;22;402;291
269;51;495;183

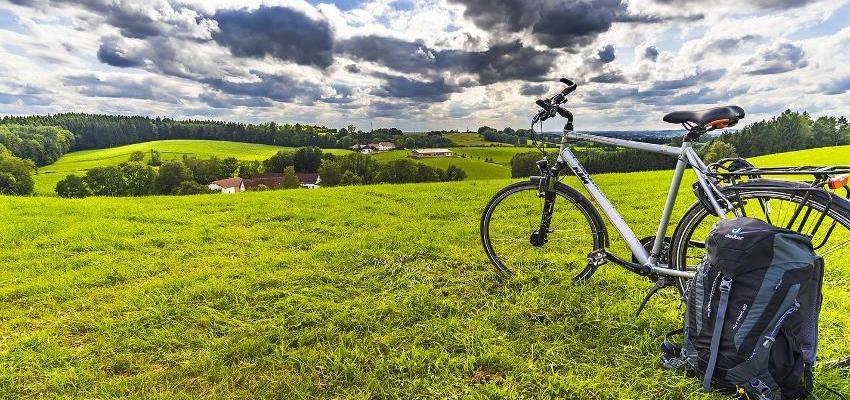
0;113;453;154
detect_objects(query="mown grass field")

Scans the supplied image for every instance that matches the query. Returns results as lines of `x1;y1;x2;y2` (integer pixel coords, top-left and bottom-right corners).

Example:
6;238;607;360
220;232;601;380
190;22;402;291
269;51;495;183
1;146;848;399
371;150;512;180
444;133;513;147
33;140;350;195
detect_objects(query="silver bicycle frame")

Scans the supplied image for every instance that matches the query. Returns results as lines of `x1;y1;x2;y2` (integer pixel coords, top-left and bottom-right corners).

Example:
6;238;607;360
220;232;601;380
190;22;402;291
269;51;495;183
557;130;730;280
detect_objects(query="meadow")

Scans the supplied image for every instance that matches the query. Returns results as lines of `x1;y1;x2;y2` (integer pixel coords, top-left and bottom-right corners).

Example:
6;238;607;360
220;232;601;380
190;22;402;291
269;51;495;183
32;140;350;195
1;145;848;399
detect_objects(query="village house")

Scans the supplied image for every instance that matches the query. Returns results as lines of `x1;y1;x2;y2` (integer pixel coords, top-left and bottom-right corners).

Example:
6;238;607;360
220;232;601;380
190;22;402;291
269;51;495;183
208;177;245;194
369;142;396;151
411;148;453;158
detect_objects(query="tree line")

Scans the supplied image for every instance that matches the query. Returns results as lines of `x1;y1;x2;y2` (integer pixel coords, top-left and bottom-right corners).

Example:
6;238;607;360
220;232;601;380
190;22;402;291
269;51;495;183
0;124;74;166
0;114;456;153
477;126;532;146
709;110;849;161
319;152;466;186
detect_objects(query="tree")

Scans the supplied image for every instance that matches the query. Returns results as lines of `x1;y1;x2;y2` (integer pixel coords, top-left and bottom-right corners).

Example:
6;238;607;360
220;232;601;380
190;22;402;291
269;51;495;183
85;166;127;196
380;159;419;183
148;150;162;166
0;151;35;195
416;163;442;182
220;157;240;178
55;174;90;198
444;165;467;181
403;137;416;149
703;141;739;163
282;166;300;189
155;161;192;194
511;152;544;178
238;160;262;179
121;161;156;196
318;160;343;186
129;150;145;162
293;146;323;173
340;170;363;185
263;151;294;173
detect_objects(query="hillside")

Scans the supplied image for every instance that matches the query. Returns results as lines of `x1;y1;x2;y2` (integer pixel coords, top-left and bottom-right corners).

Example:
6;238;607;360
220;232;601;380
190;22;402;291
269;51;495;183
750;144;850;166
1;151;848;398
32;140;350;195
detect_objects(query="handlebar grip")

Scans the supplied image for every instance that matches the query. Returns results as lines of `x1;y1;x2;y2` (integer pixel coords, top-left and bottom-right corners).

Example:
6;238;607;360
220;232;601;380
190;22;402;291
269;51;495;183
559;78;575;86
535;99;550;109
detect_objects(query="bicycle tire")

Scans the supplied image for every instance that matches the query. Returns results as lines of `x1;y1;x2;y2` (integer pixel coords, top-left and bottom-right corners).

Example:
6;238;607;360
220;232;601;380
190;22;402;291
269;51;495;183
480;179;608;276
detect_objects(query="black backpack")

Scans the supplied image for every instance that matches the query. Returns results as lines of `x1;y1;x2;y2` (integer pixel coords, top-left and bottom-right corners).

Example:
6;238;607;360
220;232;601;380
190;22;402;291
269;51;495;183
662;217;824;400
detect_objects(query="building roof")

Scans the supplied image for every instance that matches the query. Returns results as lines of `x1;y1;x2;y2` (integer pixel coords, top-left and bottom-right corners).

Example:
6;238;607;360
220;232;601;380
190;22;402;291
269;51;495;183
210;177;243;189
377;142;395;147
412;148;452;154
296;173;320;185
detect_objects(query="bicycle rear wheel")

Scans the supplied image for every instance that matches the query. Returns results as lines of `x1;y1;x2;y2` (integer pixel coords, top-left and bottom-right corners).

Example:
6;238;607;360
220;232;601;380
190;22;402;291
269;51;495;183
480;180;607;276
670;180;850;294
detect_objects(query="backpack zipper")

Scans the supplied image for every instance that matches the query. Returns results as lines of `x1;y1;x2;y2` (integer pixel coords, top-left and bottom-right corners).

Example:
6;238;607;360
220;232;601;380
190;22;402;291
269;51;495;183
753;302;800;356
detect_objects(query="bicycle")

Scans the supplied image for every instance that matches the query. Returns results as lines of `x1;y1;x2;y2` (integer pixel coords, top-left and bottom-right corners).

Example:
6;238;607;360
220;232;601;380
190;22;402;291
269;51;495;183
480;78;850;313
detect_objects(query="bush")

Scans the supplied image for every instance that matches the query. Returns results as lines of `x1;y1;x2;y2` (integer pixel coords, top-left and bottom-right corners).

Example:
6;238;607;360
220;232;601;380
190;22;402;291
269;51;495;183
155;161;192;195
129;151;145;162
121;162;156;196
147;150;162;166
282;166;300;189
177;181;212;195
444;165;466;181
340;171;363;185
0;151;35;195
85;166;127;196
56;174;90;198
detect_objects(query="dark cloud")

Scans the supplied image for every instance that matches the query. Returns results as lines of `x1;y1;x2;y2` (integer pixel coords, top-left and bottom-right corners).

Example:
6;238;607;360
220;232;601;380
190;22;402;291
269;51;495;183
198;92;274;109
597;45;616;63
367;100;427;118
643;45;659;61
520;83;547;96
321;84;355;104
62;74;182;103
744;42;808;75
0;92;52;106
373;74;462;102
17;0;214;39
582;83;748;106
589;71;626;84
688;35;760;60
212;6;334;69
201;71;324;104
448;0;662;49
345;64;362;74
337;37;556;85
820;76;850;95
96;37;145;67
649;68;726;91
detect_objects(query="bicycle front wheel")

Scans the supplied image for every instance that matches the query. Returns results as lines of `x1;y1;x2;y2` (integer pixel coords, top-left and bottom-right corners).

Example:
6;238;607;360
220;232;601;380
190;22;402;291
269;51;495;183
670;180;850;294
480;180;607;276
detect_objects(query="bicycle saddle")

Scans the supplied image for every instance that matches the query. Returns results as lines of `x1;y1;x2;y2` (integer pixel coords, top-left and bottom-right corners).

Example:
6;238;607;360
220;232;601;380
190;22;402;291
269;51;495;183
663;106;745;127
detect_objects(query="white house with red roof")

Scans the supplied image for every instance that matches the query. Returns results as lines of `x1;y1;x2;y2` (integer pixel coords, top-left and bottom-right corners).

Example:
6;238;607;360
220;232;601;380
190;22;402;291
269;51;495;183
208;177;245;194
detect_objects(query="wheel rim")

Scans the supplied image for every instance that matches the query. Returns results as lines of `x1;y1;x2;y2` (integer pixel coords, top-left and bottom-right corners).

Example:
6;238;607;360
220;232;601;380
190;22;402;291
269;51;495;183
673;190;850;293
482;184;602;276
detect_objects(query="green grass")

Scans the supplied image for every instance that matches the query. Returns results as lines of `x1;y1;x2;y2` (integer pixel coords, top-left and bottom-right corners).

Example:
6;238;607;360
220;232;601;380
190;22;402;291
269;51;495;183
371;150;511;180
1;146;848;398
444;132;512;147
33;140;350;195
750;145;850;166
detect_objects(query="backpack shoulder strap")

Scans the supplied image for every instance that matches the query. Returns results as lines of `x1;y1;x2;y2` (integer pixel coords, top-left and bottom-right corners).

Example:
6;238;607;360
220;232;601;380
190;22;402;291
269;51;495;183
703;277;733;391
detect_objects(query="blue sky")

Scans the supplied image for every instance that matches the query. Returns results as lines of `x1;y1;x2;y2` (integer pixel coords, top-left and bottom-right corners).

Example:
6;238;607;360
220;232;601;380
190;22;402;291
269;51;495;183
1;0;849;131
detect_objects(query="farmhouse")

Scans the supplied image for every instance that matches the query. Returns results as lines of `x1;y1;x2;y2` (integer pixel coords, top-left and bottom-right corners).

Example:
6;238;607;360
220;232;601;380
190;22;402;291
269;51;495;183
208;177;245;194
370;142;396;151
411;148;453;158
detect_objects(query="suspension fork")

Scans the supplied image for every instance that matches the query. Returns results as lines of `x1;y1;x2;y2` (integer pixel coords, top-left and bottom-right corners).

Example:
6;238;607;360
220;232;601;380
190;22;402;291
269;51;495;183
531;163;563;247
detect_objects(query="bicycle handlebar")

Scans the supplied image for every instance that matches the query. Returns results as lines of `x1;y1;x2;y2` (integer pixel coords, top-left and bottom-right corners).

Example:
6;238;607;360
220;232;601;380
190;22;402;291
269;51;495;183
532;77;578;125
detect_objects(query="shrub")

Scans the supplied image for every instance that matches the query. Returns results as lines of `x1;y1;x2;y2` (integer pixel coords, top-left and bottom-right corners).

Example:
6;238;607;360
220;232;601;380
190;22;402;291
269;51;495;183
85;166;127;196
56;174;90;198
0;151;35;195
282;166;300;189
